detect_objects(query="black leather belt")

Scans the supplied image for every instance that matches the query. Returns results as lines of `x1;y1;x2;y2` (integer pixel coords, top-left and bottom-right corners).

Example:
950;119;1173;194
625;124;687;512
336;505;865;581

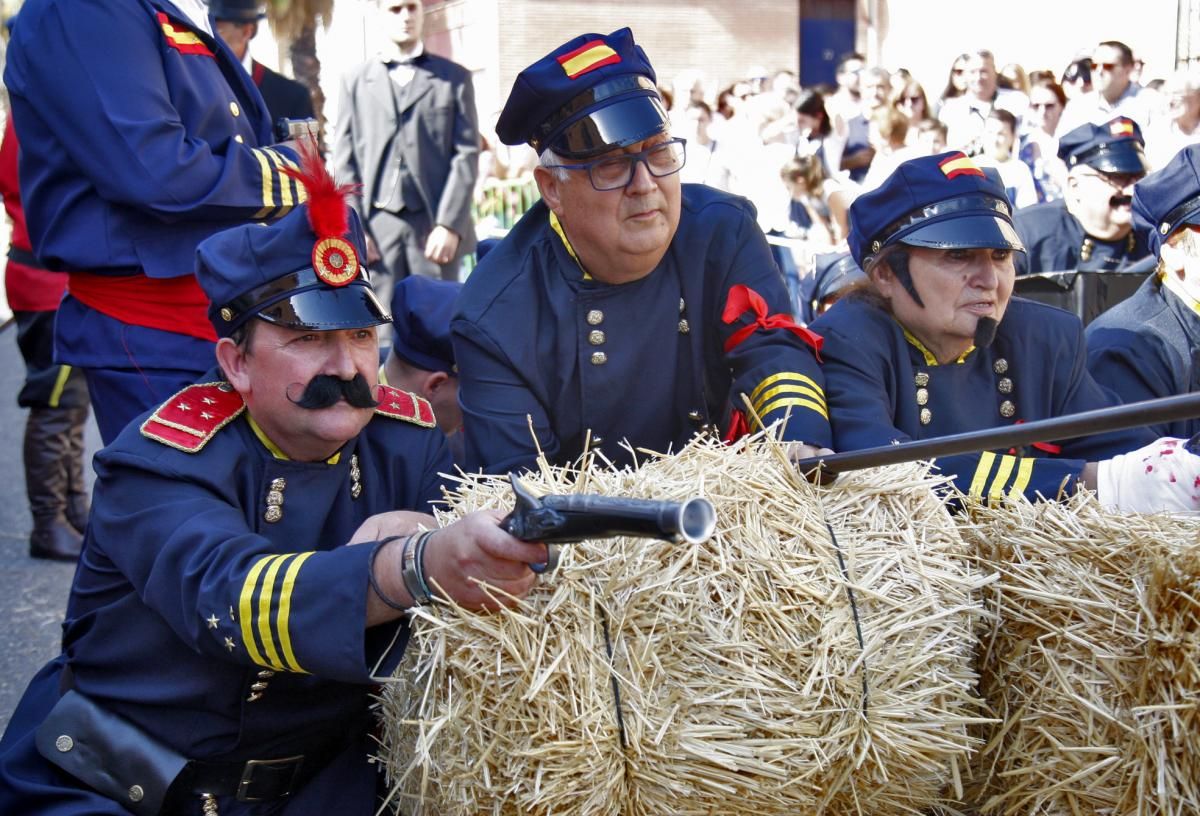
179;754;311;802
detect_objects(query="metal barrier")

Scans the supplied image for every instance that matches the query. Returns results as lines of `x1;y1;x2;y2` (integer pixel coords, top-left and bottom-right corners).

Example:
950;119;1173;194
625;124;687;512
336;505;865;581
464;176;540;277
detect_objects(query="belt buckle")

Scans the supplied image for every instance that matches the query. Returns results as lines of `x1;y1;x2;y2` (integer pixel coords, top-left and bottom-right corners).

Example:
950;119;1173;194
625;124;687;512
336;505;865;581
236;754;304;802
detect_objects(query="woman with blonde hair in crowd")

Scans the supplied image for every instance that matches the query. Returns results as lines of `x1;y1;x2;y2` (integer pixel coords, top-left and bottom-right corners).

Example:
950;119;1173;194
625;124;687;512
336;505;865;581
895;79;933;146
860;105;921;192
780;150;851;245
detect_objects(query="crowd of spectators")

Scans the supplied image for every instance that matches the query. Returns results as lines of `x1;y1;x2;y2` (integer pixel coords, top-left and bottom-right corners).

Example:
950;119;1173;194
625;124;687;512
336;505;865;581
472;39;1196;266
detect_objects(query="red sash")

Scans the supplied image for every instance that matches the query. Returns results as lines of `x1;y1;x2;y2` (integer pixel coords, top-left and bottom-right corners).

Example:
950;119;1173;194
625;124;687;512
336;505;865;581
68;272;217;342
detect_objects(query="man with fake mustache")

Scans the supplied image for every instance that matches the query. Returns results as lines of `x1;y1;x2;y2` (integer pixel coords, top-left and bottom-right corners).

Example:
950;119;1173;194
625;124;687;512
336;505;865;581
1013;117;1152;274
0;150;547;815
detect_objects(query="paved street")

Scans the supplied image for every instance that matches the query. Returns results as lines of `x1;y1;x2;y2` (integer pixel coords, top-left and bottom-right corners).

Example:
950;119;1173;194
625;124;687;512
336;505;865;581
0;324;100;733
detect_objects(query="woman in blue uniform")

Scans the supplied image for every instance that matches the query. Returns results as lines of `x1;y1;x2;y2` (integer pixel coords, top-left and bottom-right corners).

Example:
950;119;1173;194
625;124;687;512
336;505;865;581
811;151;1200;512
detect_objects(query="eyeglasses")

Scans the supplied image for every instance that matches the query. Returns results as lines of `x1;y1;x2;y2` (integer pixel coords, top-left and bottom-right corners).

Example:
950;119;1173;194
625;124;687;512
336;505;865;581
1095;62;1121;72
545;138;688;192
1081;169;1142;188
900;96;924;105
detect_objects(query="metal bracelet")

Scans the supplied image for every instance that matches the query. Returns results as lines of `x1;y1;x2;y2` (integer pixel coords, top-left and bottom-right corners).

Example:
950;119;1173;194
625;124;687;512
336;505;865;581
401;532;433;605
367;536;410;611
413;530;437;603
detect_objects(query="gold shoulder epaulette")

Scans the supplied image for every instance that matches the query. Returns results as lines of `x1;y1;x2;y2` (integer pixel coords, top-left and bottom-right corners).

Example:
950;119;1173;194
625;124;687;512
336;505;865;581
140;382;245;453
375;384;436;427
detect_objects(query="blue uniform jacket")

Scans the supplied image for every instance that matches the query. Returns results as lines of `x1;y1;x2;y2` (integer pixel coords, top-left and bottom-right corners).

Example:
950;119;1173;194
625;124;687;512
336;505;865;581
452;185;831;474
812;295;1153;502
4;0;303;372
0;377;451;814
1013;199;1151;275
1086;274;1200;438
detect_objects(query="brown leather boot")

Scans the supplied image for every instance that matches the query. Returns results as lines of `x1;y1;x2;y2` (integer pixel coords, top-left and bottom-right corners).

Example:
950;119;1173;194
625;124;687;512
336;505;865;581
63;407;91;534
25;407;83;561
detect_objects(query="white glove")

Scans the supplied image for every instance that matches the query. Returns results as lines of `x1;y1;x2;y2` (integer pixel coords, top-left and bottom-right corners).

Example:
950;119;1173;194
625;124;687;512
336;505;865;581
1096;437;1200;514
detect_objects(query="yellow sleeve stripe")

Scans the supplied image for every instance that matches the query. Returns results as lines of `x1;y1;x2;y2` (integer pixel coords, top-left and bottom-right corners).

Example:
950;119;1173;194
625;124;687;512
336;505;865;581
48;365;73;408
275;153;307;204
262;150;294;209
751;382;825;416
239;555;278;669
755;396;829;423
988;455;1017;501
1010;457;1036;497
275;552;314;674
748;371;823;406
968;451;996;499
255;555;290;671
238;552;314;673
250;148;275;217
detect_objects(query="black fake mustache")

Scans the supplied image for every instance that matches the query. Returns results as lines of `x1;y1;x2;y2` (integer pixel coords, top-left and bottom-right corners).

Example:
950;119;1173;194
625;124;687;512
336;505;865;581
974;316;999;349
289;374;379;410
1110;194;1132;208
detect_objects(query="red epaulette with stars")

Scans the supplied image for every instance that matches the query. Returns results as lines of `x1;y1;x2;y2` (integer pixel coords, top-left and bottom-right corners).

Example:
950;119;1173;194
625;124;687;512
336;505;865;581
140;382;246;453
375;384;436;427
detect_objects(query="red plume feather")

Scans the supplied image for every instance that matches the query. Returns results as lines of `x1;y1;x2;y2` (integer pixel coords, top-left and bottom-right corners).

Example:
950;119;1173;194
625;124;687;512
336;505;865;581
279;138;356;239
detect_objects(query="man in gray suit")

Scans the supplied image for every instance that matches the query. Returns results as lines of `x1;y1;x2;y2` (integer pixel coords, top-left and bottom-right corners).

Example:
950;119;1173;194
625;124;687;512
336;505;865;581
333;0;478;313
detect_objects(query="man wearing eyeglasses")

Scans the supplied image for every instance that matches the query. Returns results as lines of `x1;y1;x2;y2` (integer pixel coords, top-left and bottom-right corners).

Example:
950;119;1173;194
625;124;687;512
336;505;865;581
1013;118;1152;275
1055;41;1157;137
451;28;832;475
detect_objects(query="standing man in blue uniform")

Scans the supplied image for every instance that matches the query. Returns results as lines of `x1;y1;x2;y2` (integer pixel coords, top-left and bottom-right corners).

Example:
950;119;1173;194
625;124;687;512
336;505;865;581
1086;144;1200;438
210;0;317;124
812;151;1200;512
4;0;304;444
452;28;831;475
0;153;547;815
1013;118;1152;274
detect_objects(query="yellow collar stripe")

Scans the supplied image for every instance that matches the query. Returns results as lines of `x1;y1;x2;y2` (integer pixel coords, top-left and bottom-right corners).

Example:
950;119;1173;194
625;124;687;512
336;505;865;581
548;210;590;280
246;415;340;465
901;327;975;365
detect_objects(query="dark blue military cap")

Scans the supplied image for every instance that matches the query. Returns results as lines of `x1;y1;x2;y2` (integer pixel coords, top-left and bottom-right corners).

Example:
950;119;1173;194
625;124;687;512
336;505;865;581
813;251;865;304
495;27;668;159
1132;143;1200;256
847;151;1024;268
1056;117;1149;175
196;203;389;338
391;276;462;375
208;0;266;23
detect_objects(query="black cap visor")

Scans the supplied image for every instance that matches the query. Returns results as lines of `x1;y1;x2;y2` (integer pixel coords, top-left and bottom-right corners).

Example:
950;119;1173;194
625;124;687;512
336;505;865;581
1075;142;1149;175
256;283;391;332
548;93;669;159
899;214;1025;252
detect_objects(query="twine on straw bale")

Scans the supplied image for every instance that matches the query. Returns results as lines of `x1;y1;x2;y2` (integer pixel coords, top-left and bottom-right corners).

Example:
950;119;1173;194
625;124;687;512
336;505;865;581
377;433;988;815
961;494;1200;815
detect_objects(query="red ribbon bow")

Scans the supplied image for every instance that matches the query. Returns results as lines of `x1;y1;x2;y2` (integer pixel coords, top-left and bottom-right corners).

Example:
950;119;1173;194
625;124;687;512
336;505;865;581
721;284;823;359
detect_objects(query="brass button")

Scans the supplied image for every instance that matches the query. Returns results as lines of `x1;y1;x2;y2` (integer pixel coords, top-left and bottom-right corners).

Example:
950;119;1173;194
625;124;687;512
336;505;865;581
919;408;932;425
220;307;234;322
590;351;607;365
55;735;74;753
271;478;287;491
128;786;144;803
586;309;604;325
914;372;930;387
250;682;270;692
993;358;1009;375
679;298;686;313
688;410;703;422
266;491;284;507
678;319;690;334
247;692;264;702
264;506;283;523
234;134;244;144
229;101;240;117
591;436;604;446
997;377;1013;394
588;330;605;345
999;400;1016;418
916;388;929;406
257;669;276;679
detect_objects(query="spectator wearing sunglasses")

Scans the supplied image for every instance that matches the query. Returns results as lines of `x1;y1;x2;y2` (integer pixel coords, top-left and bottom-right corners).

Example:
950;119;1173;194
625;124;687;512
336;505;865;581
1019;78;1070;202
896;80;934;147
1056;41;1158;137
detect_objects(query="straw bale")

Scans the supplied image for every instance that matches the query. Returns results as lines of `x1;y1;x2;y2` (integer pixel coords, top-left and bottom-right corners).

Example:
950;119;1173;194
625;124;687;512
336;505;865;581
376;435;988;815
959;494;1200;815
